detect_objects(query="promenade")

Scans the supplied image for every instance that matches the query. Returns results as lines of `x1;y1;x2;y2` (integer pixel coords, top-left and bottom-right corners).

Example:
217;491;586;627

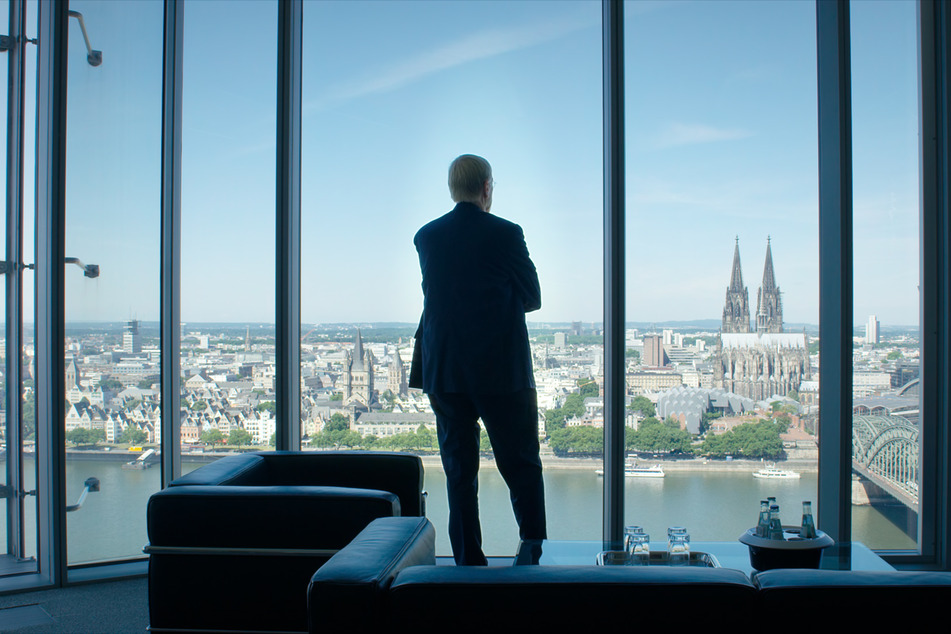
419;453;819;474
45;445;820;475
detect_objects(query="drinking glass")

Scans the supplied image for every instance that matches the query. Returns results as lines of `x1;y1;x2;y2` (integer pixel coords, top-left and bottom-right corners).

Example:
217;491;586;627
667;526;690;565
623;525;644;553
629;532;651;565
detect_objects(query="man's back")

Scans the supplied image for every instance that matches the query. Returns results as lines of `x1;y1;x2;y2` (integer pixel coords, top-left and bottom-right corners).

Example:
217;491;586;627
415;154;547;566
414;201;540;395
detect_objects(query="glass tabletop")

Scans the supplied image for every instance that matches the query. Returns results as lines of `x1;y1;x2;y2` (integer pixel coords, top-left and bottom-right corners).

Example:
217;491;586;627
514;539;895;576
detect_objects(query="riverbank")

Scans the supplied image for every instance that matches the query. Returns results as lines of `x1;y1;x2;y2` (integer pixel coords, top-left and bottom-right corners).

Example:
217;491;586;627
8;447;818;474
420;453;818;473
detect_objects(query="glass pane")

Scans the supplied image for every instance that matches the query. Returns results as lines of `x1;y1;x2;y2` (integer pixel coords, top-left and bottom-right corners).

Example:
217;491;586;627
302;0;603;557
19;0;39;573
849;0;919;550
0;0;44;577
624;0;819;540
0;0;29;577
181;1;276;459
63;0;163;564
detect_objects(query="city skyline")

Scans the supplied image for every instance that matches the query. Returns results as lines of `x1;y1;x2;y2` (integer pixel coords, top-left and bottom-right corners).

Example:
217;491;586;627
44;317;922;331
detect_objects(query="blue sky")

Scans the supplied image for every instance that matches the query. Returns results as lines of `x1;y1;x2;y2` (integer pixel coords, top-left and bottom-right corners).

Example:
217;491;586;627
54;0;918;328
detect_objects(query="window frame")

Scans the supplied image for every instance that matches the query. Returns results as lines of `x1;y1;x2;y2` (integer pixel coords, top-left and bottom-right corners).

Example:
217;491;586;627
5;0;950;592
912;0;949;569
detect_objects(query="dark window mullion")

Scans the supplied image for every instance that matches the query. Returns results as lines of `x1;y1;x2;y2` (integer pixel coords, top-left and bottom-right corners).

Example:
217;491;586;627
160;0;184;486
916;0;950;568
602;0;625;546
275;0;301;450
816;0;853;545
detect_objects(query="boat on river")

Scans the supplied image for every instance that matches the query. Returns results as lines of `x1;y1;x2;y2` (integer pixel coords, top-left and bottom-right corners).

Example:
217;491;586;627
596;460;665;478
752;464;800;479
627;463;665;477
122;448;155;470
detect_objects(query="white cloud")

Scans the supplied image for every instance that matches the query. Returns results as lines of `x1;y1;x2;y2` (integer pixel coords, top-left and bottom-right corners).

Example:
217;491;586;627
308;12;598;111
654;122;753;149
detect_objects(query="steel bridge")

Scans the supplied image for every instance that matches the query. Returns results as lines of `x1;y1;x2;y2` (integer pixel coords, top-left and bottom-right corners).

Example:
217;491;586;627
852;414;919;510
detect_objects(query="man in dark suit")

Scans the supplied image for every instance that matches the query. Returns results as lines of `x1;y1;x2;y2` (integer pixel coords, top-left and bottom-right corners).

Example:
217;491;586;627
414;154;546;565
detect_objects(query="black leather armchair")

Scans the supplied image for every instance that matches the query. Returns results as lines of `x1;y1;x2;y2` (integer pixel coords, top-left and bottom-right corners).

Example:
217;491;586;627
146;451;424;633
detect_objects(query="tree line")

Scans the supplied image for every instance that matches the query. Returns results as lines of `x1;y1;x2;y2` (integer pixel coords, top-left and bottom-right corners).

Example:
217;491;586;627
548;416;787;460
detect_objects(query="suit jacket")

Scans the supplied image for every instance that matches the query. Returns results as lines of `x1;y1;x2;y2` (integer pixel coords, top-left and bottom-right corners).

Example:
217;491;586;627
413;202;540;394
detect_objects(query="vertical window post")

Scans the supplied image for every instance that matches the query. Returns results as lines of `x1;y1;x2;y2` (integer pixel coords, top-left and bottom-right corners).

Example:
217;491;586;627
5;0;25;562
161;0;184;485
918;0;951;568
603;0;625;546
35;0;69;585
275;0;302;450
816;0;853;544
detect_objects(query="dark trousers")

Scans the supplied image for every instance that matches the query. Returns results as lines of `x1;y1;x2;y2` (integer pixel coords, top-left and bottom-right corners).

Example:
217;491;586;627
428;388;547;565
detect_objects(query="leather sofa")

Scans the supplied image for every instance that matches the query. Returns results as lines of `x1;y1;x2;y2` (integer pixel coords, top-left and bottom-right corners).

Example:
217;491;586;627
308;516;951;633
147;451;424;633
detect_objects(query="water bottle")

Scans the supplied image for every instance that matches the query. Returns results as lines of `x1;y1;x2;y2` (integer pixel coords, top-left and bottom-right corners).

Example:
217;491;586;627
800;501;817;539
768;504;784;540
756;500;770;537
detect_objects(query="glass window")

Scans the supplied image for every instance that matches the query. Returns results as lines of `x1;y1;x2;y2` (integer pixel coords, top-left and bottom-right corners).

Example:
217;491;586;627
0;0;9;569
0;0;37;578
14;0;39;577
302;0;603;557
624;0;819;540
849;0;919;550
62;0;163;564
181;1;277;457
0;0;938;582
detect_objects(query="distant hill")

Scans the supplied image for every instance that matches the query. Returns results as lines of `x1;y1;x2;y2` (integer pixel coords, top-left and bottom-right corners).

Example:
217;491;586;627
53;320;925;341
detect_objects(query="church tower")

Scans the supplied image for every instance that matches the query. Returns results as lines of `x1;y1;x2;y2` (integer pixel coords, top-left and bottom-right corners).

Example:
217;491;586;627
344;329;374;406
721;238;751;333
65;357;81;390
755;237;783;333
387;345;408;397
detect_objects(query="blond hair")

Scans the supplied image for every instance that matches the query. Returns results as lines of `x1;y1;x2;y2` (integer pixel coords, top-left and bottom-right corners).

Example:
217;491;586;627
448;154;492;203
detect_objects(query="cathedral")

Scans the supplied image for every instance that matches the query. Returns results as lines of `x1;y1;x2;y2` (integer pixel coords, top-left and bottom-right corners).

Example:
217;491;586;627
714;239;810;400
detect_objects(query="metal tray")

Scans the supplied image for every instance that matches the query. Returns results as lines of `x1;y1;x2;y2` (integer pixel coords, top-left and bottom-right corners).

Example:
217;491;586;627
596;549;720;567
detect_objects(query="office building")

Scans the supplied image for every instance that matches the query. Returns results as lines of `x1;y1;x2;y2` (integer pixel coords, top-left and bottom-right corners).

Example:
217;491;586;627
867;314;881;345
642;334;668;367
627;370;683;395
122;319;141;354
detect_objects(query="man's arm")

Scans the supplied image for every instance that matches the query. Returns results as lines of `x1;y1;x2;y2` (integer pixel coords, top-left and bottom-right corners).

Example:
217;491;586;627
508;224;541;313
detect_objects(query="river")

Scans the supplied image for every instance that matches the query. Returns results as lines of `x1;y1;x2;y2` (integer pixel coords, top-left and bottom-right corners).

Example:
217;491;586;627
0;456;917;565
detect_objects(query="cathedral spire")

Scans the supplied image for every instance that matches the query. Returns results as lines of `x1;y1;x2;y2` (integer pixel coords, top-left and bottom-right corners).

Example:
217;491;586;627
722;238;751;333
761;235;777;292
729;235;744;291
352;329;366;371
756;237;783;333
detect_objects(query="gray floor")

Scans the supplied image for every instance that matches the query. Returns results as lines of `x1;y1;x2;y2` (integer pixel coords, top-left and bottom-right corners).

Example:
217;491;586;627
0;558;478;632
0;577;148;633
